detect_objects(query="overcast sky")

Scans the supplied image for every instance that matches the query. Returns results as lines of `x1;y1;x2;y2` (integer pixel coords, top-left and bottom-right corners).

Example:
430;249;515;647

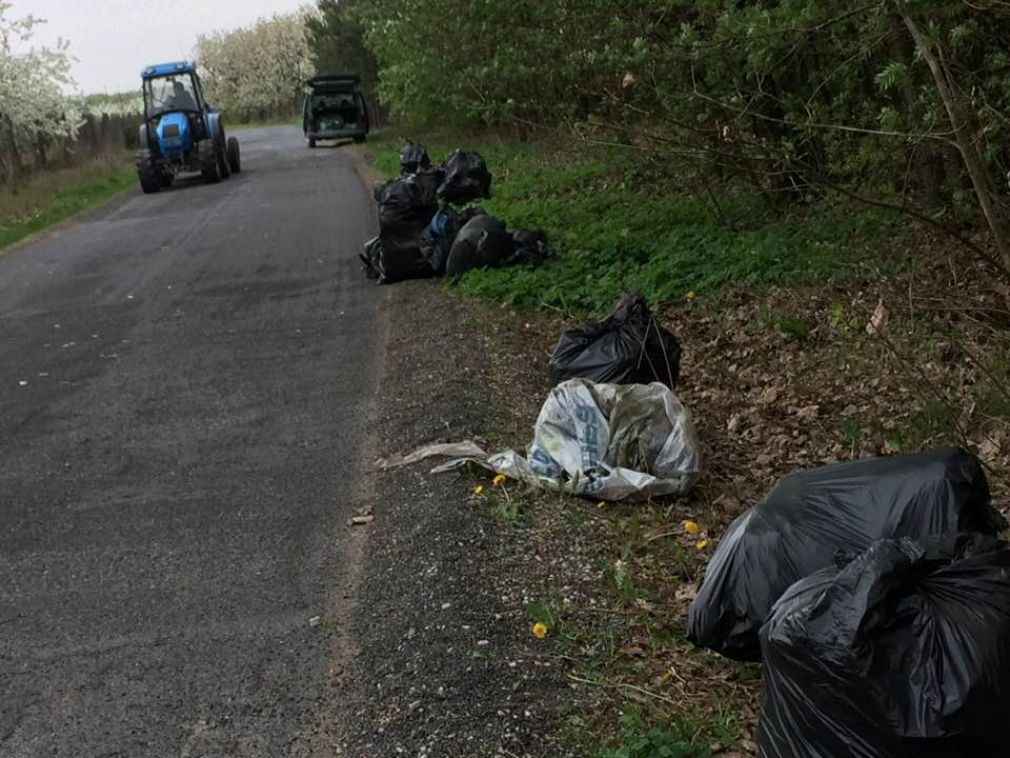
8;0;310;94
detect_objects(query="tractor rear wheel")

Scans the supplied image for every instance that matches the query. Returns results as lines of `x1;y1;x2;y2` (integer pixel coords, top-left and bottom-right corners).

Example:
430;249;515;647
137;150;161;194
199;140;221;183
227;137;241;173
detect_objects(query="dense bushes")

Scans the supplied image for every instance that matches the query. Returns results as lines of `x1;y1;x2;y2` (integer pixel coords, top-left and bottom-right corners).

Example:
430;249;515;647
312;0;1010;265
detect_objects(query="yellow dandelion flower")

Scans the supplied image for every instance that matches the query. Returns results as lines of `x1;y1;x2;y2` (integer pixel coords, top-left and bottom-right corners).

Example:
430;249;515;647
682;520;700;535
492;474;506;487
686;290;697;302
474;484;485;495
696;538;710;550
532;622;548;639
596;501;606;510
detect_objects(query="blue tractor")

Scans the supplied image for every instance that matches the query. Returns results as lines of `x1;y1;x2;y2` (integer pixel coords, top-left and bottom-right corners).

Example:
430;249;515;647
135;61;240;193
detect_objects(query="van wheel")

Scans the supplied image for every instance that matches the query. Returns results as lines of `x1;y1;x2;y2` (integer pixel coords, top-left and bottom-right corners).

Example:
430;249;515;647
308;138;316;148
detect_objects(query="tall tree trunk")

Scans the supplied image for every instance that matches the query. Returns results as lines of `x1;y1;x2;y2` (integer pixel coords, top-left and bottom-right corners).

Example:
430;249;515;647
893;0;1010;271
888;12;943;206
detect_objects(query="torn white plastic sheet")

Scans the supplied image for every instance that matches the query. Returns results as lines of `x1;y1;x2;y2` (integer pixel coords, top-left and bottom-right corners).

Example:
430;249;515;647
377;440;487;470
394;379;700;501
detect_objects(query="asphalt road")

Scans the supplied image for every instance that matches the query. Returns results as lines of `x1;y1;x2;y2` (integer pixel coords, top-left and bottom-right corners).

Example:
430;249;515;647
0;127;385;756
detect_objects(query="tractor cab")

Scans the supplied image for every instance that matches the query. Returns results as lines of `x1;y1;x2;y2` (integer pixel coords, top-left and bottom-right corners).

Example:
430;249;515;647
141;63;209;163
303;74;369;147
136;61;240;194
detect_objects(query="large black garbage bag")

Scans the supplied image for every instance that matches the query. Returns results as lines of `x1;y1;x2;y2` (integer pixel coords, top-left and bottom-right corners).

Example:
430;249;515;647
375;170;440;283
757;533;1010;757
420;206;489;275
510;229;549;266
400;142;431;174
548;292;681;389
360;236;382;280
686;446;1005;662
437;150;492;204
445;215;513;276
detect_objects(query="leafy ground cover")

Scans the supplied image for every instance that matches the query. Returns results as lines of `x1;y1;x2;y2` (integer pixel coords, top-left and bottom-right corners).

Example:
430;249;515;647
367;130;893;315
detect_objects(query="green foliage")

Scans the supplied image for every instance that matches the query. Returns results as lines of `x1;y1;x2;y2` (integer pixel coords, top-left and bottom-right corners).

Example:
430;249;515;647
596;710;712;758
305;1;381;118
312;0;1010;228
369;134;890;313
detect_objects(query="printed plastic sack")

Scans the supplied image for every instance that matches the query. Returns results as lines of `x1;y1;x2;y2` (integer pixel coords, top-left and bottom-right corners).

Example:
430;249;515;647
758;534;1010;757
400;142;431;174
437;150;492;204
445;215;513;276
375;171;440;282
686;446;1004;662
549;292;681;389
433;378;701;501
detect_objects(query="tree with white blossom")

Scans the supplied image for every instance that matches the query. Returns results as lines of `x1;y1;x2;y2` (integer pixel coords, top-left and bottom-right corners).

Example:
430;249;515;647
0;2;80;184
195;10;313;123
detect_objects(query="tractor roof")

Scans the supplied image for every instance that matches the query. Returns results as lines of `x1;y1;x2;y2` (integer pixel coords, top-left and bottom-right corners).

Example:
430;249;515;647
142;61;197;79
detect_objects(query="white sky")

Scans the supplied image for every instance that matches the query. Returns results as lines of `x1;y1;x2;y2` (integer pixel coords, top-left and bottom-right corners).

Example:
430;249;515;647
8;0;310;94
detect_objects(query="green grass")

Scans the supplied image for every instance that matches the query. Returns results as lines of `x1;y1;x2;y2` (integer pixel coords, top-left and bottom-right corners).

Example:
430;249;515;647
589;706;742;758
367;131;893;314
0;160;136;251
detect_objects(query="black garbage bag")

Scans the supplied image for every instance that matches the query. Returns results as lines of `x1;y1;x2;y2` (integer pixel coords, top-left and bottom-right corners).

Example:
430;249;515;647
400;142;431;174
757;533;1010;757
548;292;681;389
437;150;492;204
510;229;549;266
375;170;441;283
360;236;382;280
444;215;513;276
686;446;1005;662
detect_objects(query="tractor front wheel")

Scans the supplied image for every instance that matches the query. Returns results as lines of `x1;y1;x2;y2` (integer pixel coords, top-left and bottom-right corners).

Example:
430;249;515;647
218;144;231;179
200;140;222;183
137;150;161;194
227;137;241;173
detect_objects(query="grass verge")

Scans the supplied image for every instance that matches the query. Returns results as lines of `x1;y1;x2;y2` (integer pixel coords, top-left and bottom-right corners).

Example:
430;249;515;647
0;157;136;252
368;127;1010;756
365;130;893;315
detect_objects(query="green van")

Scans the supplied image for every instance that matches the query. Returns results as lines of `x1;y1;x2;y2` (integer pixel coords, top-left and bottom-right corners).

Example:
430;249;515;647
302;74;370;147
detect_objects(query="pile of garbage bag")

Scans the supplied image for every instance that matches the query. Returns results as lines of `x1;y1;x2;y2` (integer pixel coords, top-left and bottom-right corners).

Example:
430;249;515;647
684;445;1010;754
549;292;681;389
687;446;1003;662
758;533;1010;757
399;142;431;174
361;143;548;283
